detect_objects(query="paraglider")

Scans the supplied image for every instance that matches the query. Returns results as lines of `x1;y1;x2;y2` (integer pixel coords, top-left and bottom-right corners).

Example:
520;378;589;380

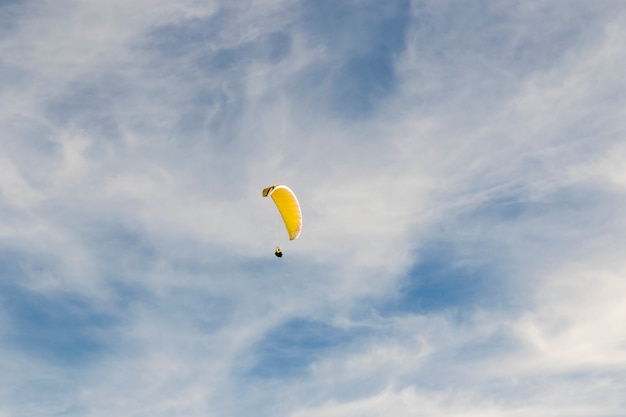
262;184;302;257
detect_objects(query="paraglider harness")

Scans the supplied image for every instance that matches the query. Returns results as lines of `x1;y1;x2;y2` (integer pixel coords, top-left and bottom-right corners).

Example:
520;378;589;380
274;247;283;258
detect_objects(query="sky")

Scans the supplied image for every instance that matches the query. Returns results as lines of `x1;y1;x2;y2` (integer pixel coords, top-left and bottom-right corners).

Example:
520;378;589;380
1;0;626;416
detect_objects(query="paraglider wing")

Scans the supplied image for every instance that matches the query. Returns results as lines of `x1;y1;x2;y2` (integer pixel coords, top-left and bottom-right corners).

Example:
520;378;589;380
262;184;302;240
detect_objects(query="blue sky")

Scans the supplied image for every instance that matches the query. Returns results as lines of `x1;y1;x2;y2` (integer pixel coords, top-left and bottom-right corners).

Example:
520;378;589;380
2;0;626;416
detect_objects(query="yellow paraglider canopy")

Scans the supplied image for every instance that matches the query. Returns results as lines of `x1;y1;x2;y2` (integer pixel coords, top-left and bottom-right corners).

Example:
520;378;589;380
262;184;302;240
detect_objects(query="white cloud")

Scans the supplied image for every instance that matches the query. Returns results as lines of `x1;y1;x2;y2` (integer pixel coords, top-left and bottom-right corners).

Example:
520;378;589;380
1;0;626;416
0;154;43;208
515;259;626;372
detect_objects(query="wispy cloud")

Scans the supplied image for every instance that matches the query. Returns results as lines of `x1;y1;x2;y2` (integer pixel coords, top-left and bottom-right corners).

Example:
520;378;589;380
1;0;626;416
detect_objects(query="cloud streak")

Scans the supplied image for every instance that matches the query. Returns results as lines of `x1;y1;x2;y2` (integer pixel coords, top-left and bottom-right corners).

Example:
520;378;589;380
1;0;626;416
